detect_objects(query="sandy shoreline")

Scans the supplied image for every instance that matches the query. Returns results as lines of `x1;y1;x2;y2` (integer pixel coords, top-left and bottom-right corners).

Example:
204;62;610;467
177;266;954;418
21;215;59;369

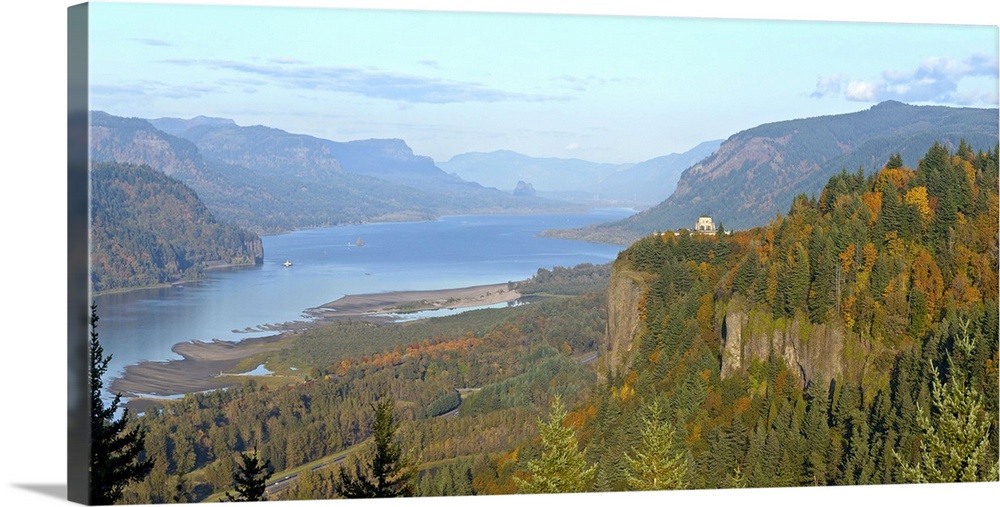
110;335;288;401
308;282;520;320
113;282;523;409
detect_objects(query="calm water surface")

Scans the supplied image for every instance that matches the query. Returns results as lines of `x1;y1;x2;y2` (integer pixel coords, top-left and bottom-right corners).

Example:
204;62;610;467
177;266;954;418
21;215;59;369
94;209;633;384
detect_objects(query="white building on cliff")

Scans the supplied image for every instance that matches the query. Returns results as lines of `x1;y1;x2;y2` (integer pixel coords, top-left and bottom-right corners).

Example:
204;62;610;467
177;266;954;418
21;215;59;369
694;215;717;235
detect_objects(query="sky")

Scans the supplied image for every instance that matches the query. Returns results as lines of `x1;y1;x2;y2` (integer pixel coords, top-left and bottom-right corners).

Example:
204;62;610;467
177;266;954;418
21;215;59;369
85;1;999;164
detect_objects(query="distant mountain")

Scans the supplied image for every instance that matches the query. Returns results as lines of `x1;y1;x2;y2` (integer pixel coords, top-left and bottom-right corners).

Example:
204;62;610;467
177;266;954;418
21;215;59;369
438;150;626;199
322;138;468;191
553;101;999;244
513;180;537;197
90;161;263;293
91;112;572;234
593;140;723;204
90;111;207;179
439;141;721;205
146;115;237;135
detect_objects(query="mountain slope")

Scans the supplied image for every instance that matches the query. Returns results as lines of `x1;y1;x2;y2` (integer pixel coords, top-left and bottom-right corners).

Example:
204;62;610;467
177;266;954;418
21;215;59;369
92;112;571;234
593;139;723;204
559;101;998;243
156;116;570;222
90;161;263;293
92;112;418;233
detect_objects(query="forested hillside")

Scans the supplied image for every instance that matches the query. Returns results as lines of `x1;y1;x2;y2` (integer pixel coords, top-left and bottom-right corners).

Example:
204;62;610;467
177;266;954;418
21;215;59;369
90;162;263;293
591;140;998;489
118;289;609;503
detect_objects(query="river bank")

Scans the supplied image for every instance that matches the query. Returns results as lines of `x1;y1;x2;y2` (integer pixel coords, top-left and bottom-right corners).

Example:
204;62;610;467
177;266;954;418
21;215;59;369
308;282;519;320
113;281;523;409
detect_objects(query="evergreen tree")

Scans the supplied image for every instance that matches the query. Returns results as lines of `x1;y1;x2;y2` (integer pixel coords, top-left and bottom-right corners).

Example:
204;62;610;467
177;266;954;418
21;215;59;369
730;463;748;488
224;449;273;502
515;397;596;494
171;469;191;504
336;395;415;498
803;379;830;485
624;401;688;490
784;244;811;316
89;303;154;505
886;153;904;169
894;326;1000;483
808;238;837;323
733;249;762;300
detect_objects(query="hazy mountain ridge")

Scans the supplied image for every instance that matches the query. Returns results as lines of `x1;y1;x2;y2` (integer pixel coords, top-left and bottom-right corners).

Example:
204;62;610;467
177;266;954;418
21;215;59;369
90;111;208;179
439;140;723;205
593;139;723;204
92;112;573;234
439;150;628;194
554;101;999;243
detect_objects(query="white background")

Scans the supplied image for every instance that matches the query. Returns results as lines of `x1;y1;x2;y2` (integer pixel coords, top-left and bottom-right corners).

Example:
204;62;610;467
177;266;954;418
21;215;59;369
1;1;998;506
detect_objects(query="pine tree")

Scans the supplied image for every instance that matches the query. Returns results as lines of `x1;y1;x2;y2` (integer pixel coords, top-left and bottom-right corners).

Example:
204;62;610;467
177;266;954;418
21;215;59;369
894;324;1000;483
623;401;688;490
515;397;596;494
171;470;191;504
784;244;811;316
733;249;762;300
807;238;837;323
89;303;154;505
224;449;273;502
336;395;415;498
803;379;830;485
886;153;904;170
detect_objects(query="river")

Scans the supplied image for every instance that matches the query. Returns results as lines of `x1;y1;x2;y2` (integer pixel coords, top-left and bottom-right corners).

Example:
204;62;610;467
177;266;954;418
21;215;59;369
93;209;633;384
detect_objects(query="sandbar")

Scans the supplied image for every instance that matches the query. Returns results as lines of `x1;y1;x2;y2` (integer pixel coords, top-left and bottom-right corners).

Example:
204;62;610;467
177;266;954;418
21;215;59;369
306;282;520;321
111;334;287;399
113;281;523;408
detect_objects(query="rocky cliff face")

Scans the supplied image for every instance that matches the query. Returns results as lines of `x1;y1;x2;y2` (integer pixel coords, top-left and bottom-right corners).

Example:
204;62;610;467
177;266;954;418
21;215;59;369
719;297;842;387
604;264;651;380
513;180;536;197
243;236;265;265
719;296;890;388
604;270;886;389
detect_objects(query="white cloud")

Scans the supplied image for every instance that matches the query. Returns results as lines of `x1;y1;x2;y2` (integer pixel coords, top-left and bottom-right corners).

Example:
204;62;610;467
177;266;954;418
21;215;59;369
158;58;558;104
812;53;998;106
844;80;877;101
810;73;846;98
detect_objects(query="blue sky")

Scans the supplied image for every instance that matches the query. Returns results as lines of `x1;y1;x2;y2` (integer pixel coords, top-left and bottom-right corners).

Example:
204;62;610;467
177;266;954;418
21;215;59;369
87;1;999;165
